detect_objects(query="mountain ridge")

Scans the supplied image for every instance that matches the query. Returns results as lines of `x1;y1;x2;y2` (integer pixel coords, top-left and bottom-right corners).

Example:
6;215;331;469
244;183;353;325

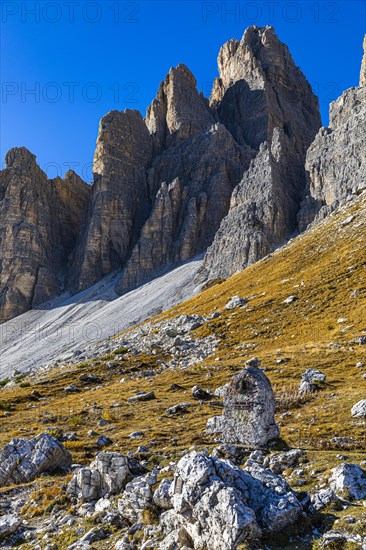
0;25;322;322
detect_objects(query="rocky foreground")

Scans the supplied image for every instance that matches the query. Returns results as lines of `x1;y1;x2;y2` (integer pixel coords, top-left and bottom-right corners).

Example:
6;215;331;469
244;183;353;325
0;353;365;548
1;441;365;549
0;189;365;548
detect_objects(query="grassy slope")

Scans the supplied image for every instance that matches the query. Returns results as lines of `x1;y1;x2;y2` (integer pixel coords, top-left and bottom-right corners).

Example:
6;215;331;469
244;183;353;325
0;194;365;547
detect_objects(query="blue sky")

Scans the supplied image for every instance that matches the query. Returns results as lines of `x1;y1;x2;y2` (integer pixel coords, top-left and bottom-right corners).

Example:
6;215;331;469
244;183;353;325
1;0;365;181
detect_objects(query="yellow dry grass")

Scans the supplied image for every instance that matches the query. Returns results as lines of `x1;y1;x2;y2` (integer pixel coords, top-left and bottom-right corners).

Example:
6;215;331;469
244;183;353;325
0;194;365;547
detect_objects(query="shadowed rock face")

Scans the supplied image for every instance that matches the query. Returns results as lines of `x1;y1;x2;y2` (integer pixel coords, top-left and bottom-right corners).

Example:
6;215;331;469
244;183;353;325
298;35;366;230
211;26;321;153
0;148;90;322
1;26;323;320
68;110;153;292
200;26;321;281
116;122;246;293
73;64;240;295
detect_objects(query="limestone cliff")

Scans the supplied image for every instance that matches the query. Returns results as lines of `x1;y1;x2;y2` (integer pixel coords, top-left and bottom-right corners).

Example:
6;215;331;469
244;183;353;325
298;35;366;230
117;123;245;293
120;26;320;290
1;26;333;320
68;110;153;292
73;63;249;295
200;26;321;281
0;148;90;322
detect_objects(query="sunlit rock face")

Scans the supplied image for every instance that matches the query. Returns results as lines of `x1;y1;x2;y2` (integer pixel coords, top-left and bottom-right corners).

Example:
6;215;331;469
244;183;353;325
200;25;321;281
298;74;366;231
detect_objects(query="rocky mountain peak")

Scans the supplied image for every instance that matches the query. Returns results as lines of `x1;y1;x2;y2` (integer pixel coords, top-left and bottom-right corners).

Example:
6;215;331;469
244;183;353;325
145;62;214;153
5;147;38;170
64;169;80;180
211;25;300;106
200;27;321;281
172;63;197;86
92;108;151;178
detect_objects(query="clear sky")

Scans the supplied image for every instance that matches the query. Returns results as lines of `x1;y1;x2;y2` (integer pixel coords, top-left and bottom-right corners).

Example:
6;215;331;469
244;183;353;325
1;0;365;181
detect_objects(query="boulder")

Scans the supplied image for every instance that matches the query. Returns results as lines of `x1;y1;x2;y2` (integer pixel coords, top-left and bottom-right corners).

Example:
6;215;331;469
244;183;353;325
192;386;212;400
212;444;248;465
224;296;247;310
0;433;71;486
67;452;132;501
0;514;22;541
97;435;113;447
299;369;326;394
128;391;156;403
351;399;366;418
263;449;303;474
318;530;366;548
153;478;172;509
158;451;303;549
166;403;192;415
329;463;366;500
118;472;157;523
68;527;111;548
310;488;340;511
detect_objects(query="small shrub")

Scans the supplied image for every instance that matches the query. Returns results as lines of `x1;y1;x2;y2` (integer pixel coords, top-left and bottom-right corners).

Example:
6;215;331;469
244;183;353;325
142;507;160;526
274;385;309;412
102;410;116;422
68;414;84;428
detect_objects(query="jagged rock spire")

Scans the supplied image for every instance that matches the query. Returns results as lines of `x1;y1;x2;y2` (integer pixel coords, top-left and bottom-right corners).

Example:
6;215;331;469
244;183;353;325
0;149;89;322
298;34;366;230
5;147;38;170
200;26;321;281
145;63;214;152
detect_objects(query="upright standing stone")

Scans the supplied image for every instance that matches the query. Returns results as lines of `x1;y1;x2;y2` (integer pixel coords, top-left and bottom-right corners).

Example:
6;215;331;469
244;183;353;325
207;365;279;449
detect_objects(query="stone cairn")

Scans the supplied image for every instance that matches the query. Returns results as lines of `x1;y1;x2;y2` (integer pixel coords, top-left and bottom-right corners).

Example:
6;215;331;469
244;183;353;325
207;360;279;449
